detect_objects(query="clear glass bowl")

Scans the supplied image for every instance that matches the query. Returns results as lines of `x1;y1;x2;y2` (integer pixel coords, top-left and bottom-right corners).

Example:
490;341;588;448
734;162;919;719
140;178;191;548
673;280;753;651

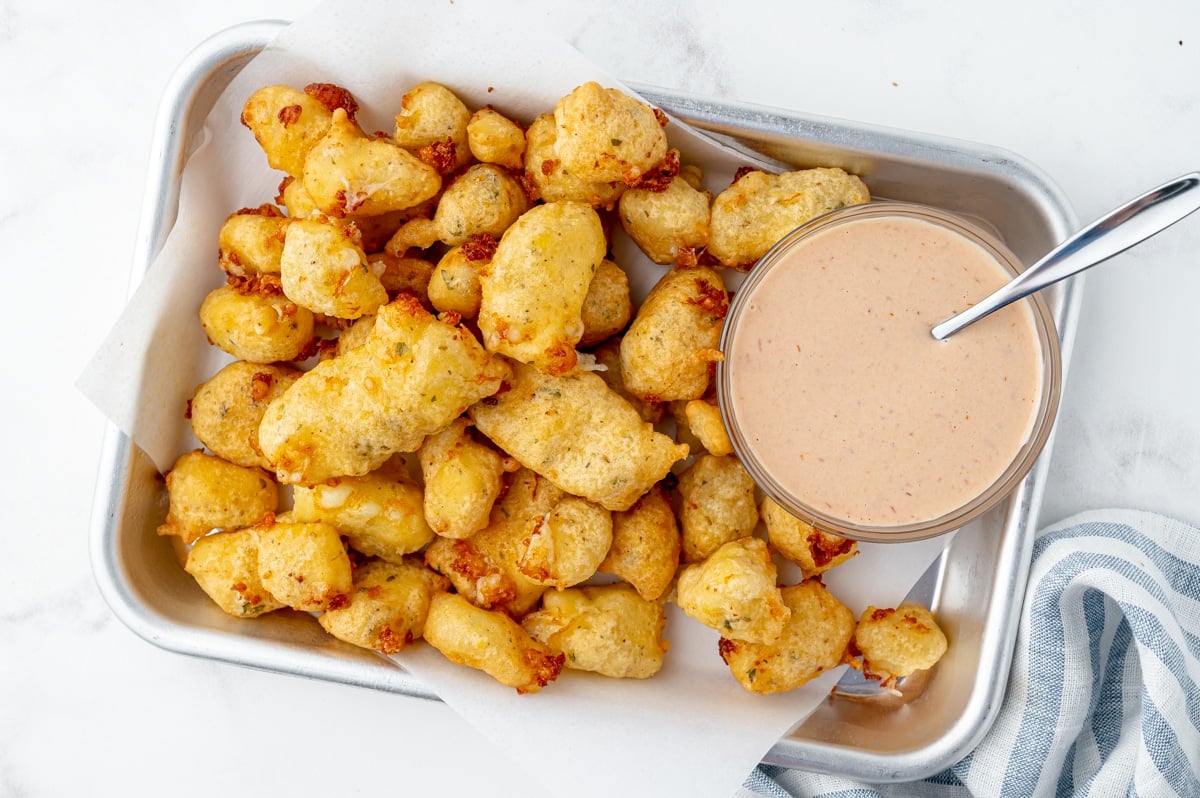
717;201;1062;543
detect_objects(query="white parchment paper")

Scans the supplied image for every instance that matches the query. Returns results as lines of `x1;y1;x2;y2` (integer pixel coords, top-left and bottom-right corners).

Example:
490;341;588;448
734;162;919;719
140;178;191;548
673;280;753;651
78;2;948;796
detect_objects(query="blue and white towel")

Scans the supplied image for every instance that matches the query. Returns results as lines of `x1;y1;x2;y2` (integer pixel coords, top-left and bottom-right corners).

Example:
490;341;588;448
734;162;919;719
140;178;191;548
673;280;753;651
741;509;1200;798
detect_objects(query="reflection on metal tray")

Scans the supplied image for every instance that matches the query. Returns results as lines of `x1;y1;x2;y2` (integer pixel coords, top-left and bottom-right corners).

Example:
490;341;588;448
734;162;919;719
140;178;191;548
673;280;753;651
87;19;1082;783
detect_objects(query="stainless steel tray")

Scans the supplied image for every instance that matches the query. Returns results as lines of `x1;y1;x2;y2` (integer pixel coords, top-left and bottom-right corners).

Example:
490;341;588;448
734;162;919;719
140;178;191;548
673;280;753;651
88;19;1082;782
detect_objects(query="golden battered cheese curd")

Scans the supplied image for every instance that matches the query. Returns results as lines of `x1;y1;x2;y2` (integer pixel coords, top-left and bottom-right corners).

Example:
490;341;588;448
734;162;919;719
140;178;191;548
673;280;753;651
184;528;286;618
620;264;728;404
392;81;473;173
522;583;668;679
335;315;375;356
290;465;434;563
707;167;870;269
586;338;662;424
257;294;509;485
682;398;733;457
317;558;450;654
853;603;949;681
466;106;526;170
677;454;759;563
241;83;353;178
468;360;689;512
516;496;613;589
424;468;558;617
418;418;506;540
280;216;387;320
579;258;633;348
157;450;278;544
423;592;564;693
432;164;529;246
427;243;486;319
553;81;668;185
522;114;626;209
760;497;858;579
277;175;431;253
218;205;287;278
366;251;435;303
477;201;606;375
675;537;789;644
303;108;442;217
719;579;855;694
189;361;302;469
600;484;680;602
618;172;711;265
253;518;353;611
199;282;315;364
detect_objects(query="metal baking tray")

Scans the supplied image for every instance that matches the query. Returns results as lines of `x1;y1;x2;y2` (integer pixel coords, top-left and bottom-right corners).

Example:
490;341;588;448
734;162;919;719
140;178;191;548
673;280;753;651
88;19;1082;782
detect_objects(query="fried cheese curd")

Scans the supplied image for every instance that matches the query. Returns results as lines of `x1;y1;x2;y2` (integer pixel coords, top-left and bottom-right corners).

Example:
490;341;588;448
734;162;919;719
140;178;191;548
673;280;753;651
184;528;286;619
760;497;858;579
618;169;712;265
516;496;613;589
852;604;949;684
366;250;436;302
553;81;669;185
587;338;663;424
424;468;559;617
199;281;315;364
466;106;526;170
188;360;302;469
290;459;434;562
620;264;728;403
392;81;474;173
599;484;681;602
318;558;451;655
424;592;564;694
675;537;790;644
719;579;855;694
677;454;759;563
218;204;287;278
707;167;871;269
258;294;508;485
433;163;530;245
469;360;689;512
477;201;606;375
253;516;354;611
578;258;633;347
158;450;278;544
522;583;668;679
681;397;733;457
277;175;434;253
417;418;506;540
426;242;487;319
522;114;626;209
303;108;442;218
280;215;387;319
240;83;351;178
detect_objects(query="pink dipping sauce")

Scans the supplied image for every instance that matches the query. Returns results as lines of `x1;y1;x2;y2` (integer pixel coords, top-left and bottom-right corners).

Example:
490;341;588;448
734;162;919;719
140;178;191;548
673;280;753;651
722;208;1049;535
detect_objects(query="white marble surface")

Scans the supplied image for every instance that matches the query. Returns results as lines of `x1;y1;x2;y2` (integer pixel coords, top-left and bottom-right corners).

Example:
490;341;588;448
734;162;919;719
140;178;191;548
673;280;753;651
3;1;1198;795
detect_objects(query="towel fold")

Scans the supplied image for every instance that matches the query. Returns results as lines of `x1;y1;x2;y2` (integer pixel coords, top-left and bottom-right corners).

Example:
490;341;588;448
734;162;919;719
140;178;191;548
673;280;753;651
741;509;1200;798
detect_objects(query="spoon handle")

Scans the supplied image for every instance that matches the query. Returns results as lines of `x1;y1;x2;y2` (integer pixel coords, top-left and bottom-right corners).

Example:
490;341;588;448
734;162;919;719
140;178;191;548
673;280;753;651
932;171;1200;340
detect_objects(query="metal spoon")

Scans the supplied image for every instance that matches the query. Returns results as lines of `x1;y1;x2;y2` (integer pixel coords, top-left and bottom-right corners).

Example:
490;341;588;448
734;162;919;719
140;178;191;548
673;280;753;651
932;171;1200;340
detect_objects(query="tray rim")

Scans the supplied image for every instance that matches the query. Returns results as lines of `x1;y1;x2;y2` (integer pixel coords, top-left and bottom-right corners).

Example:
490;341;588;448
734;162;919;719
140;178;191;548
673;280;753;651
87;17;1083;783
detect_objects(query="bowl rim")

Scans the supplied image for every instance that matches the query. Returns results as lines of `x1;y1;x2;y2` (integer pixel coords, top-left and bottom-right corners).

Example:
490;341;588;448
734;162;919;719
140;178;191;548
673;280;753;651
717;199;1064;543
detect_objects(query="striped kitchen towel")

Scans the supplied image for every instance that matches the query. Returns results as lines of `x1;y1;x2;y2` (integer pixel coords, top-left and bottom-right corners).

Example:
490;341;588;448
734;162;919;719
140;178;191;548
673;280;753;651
740;509;1200;798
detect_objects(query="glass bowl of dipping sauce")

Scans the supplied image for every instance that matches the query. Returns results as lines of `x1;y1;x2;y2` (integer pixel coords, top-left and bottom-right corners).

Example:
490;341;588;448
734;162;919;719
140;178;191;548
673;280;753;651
717;201;1062;543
